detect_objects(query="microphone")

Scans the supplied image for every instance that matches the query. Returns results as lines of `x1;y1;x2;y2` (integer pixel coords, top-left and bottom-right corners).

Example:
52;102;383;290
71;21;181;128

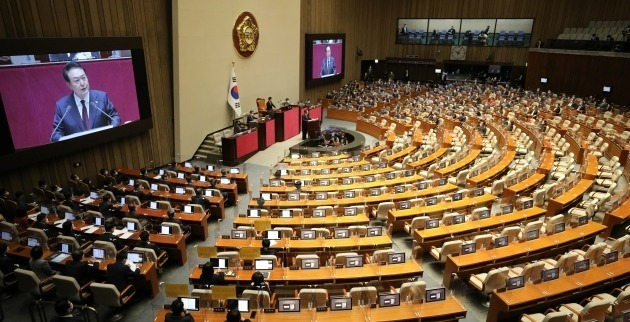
90;101;116;123
50;105;72;142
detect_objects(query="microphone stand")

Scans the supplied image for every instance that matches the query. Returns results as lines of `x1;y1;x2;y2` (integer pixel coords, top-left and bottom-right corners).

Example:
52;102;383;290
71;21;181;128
50;105;71;142
90;101;116;123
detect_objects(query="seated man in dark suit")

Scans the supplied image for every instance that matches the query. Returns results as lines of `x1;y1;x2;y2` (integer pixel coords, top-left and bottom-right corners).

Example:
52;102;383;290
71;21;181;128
266;97;276;111
102;179;125;197
106;250;140;292
98;195;121;218
61;192;81;212
190;189;211;212
165;298;195;322
135;231;165;257
165;209;191;234
129;183;152;202
63;250;97;287
260;238;275;256
125;204;148;228
100;220;125;251
51;298;83;322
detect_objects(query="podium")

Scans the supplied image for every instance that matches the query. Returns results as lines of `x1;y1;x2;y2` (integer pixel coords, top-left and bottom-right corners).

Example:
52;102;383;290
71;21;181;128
307;119;321;139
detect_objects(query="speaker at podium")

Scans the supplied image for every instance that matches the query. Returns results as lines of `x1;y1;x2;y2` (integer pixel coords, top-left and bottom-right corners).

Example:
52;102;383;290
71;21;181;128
307;118;321;139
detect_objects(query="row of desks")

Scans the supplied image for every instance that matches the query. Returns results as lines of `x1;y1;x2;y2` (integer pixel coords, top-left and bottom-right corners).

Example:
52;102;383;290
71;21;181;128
260;173;425;193
488;255;630;322
154;296;466;322
442;221;606;288
214;234;393;253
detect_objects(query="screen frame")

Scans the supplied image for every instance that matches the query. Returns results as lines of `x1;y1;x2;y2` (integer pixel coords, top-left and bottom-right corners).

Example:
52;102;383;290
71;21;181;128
305;33;346;88
0;37;153;170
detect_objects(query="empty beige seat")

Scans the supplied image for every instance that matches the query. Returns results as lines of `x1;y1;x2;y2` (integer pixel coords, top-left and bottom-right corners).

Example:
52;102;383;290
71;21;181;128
520;311;573;322
430;240;463;262
348;286;378;306
509;261;546;283
558;298;611;322
469;267;510;307
298;288;328;308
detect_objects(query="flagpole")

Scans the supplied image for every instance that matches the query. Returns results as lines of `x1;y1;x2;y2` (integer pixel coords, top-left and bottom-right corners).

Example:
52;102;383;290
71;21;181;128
232;61;236;125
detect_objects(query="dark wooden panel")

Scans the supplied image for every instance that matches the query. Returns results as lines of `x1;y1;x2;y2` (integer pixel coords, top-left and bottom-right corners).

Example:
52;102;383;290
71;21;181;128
0;0;173;194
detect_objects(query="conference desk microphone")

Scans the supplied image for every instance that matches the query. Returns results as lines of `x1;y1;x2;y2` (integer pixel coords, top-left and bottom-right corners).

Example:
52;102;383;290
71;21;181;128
90;101;117;123
50;105;72;142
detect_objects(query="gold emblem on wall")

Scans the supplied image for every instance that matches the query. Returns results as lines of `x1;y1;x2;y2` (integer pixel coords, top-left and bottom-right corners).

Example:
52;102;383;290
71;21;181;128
233;12;259;58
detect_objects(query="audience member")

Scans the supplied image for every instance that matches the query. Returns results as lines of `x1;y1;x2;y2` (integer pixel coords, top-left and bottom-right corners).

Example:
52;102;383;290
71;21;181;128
165;298;195;322
51;298;83;322
29;246;56;279
165;209;191;234
63;250;97;286
106;250;140;292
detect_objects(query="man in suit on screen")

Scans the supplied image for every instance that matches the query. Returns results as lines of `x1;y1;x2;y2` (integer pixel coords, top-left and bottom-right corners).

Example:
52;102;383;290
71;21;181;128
320;45;336;77
51;61;121;142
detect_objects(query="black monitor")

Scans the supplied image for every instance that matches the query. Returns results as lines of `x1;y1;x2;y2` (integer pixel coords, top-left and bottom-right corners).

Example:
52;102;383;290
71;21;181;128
370;188;381;196
343;207;357;216
227;298;249;313
502;205;513;215
426;219;439;229
330;296;352;311
394;186;405;194
254;259;274;271
178;297;200;311
27;236;41;247
206;165;215;171
247;209;260;218
319;179;330;186
578;215;588;226
426;197;437;206
387;252;405;264
541;268;559;282
312;209;326;217
386;172;395;180
461;243;476;255
365;175;375;183
231;230;247;239
452;192;463;201
574;259;589;273
301;257;319;269
287;193;300;201
342;167;352;174
417;182;428;190
453;214;465;225
210;257;229;269
554;222;566;234
58;242;73;254
506;276;524;290
93;216;104;226
159;225;173;235
379;292;400;307
264;230;281;240
269;180;281;187
425;288;446;302
526;229;539;241
300;230;315;240
604;250;619;264
0;230;12;242
277;298;300;312
344;190;355;198
522;199;533;209
315;192;327;200
437;178;447;186
494;236;508;248
334;228;349;239
399;201;411;210
345;256;363;268
475;188;484;196
478;210;491;219
367;226;382;237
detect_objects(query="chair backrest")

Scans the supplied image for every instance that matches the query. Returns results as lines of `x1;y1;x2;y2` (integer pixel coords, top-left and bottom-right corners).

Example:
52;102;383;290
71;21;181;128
371;249;395;263
501;226;521;243
481;267;510;293
274;227;293;238
526;261;547;283
15;268;42;297
156;200;172;210
409;216;430;230
161;222;182;235
471;207;490;220
124;195;141;206
348;225;367;236
611;289;630;317
439;240;464;262
545;214;565;234
580;298;611;322
242;289;270;309
90;282;123;308
349;286;378;306
490;179;505;196
376;202;395;221
335;252;359;265
136;179;150;189
298;288;328;308
541;312;572;322
312;228;330;238
473;234;493;250
399;281;426;302
52;275;82;302
92;241;117;259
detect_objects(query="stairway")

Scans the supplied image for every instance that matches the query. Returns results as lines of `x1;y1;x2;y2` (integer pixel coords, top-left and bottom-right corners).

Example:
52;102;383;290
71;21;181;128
192;133;222;163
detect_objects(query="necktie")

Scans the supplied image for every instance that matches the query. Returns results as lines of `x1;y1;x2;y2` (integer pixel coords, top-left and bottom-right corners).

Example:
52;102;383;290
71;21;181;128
81;99;89;129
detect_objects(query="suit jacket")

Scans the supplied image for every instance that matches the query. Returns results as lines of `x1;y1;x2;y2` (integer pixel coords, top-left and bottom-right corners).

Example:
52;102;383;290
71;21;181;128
64;260;97;286
106;261;140;292
321;57;336;77
29;258;55;280
0;254;15;275
100;232;125;251
136;241;164;256
191;196;210;210
266;100;275;111
51;90;121;142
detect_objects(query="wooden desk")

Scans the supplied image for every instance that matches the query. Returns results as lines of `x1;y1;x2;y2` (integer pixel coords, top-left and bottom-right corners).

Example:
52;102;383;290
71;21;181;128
153;296;466;322
361;144;387;158
387;194;498;232
7;243;159;297
75;197;210;241
287;159;369;170
327;108;360;122
487;256;630;322
435;149;481;178
408;147;449;168
260;174;425;194
413;206;547;251
232;213;371;229
466;150;516;187
283;153;350;164
251;184;458;210
503;173;546;198
281;166;395;181
189;260;423;285
175;165;249;194
214;235;393;252
383;146;416;163
546;179;594;216
357;118;387;139
602;197;630;237
442;222;606;288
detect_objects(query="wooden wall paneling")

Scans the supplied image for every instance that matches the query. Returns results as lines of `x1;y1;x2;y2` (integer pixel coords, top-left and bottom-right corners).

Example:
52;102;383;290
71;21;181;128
0;0;173;195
